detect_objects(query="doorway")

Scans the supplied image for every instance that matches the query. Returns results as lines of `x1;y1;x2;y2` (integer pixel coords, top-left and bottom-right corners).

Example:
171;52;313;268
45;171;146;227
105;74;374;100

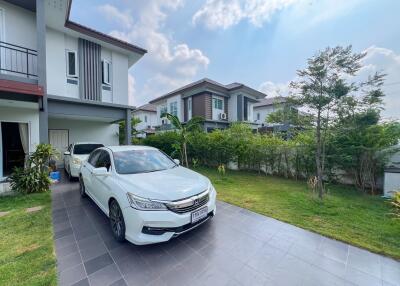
1;122;26;177
49;129;69;168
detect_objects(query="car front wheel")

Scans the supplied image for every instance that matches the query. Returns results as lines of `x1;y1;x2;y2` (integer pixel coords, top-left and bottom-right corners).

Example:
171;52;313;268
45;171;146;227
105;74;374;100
79;176;87;198
109;200;126;242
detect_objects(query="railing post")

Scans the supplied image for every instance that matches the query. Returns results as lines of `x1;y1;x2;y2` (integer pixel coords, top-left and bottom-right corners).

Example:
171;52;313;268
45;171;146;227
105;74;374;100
26;48;29;78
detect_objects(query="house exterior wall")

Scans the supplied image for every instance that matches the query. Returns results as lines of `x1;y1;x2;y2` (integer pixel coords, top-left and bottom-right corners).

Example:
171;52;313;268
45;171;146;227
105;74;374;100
254;104;283;125
134;110;157;131
48;118;119;146
46;28;129;106
0;1;37;50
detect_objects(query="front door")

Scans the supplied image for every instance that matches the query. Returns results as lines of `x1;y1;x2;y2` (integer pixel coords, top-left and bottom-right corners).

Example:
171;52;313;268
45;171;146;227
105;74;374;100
49;129;69;168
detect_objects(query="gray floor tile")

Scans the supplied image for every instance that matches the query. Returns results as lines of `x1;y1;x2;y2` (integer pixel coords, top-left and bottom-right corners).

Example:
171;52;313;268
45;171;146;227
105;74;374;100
84;253;114;275
109;278;128;286
59;263;86;286
233;264;271;286
56;242;79;259
88;264;122;286
71;278;90;286
344;265;383;286
347;246;382;279
58;251;83;272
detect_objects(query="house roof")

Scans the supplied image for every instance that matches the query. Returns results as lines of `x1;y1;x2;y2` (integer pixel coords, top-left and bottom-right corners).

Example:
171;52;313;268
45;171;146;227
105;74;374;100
65;0;147;55
254;96;287;108
149;78;266;103
135;103;157;113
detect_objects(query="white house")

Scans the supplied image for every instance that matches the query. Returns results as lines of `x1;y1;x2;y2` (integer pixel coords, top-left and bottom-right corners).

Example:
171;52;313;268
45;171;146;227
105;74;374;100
253;96;287;125
0;0;146;179
149;78;266;132
132;103;157;138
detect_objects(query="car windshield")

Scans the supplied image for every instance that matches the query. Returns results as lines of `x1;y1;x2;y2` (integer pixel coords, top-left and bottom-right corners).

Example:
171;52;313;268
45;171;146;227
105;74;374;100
113;149;177;174
73;144;104;155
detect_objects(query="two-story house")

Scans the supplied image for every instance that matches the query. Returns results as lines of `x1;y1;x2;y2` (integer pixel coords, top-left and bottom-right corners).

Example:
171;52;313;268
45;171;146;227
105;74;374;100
0;0;146;178
149;78;266;132
132;103;157;138
253;96;287;125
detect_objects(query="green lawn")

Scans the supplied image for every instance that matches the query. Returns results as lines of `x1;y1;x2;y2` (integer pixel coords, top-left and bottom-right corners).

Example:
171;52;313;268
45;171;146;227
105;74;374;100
0;191;56;286
197;167;400;259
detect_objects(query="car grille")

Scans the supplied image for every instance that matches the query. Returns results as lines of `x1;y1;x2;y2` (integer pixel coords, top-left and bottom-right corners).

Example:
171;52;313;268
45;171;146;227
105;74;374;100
166;191;209;214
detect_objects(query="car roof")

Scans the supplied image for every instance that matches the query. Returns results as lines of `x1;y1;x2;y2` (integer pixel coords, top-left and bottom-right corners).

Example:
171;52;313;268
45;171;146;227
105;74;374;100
73;142;104;145
104;145;158;152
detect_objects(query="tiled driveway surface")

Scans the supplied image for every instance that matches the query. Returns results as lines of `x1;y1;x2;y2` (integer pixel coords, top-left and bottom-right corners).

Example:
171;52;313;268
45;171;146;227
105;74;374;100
52;178;400;286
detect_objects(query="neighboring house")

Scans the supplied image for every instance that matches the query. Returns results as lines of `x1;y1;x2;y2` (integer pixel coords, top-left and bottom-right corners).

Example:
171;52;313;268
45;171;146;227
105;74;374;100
149;78;266;132
253;96;287;125
0;0;146;179
133;103;157;138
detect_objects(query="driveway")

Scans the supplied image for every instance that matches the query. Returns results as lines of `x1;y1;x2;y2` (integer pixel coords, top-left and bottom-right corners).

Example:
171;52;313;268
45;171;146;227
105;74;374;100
52;177;399;286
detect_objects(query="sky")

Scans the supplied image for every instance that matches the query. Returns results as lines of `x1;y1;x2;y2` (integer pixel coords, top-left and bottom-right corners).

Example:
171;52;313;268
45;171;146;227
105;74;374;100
70;0;400;120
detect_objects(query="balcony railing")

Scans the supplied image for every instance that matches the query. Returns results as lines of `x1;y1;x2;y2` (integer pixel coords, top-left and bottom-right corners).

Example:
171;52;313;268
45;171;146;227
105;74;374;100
0;41;37;79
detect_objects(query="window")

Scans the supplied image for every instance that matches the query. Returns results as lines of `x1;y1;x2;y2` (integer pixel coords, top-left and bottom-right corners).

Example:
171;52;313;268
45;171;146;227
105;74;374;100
113;149;177;174
160;105;167;116
213;98;223;110
88;150;101;166
144;115;148;123
66;50;78;78
102;60;111;85
169;101;178;116
95;150;111;171
73;144;104;155
188;98;192;112
257;113;260;120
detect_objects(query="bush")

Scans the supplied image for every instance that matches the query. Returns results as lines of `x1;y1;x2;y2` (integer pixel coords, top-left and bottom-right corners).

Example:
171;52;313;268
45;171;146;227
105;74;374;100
391;191;400;219
142;131;181;158
9;144;56;194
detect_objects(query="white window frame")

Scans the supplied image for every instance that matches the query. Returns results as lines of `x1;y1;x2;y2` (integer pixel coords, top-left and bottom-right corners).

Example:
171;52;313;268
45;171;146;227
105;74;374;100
66;50;78;78
169;101;178;116
102;60;111;85
187;97;192;120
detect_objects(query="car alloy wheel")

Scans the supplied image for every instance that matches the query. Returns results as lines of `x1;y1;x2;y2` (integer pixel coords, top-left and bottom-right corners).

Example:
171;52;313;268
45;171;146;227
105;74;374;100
109;200;126;242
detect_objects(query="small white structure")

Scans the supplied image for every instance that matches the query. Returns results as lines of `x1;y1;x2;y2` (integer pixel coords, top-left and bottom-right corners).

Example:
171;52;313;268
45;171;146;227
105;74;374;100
383;147;400;197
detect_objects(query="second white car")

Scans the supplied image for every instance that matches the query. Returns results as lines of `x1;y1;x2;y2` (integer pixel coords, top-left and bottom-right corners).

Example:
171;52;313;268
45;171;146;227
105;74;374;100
79;145;217;245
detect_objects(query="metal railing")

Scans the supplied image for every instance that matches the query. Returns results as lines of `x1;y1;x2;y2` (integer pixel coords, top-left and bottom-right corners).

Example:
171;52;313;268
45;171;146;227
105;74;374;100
0;41;38;78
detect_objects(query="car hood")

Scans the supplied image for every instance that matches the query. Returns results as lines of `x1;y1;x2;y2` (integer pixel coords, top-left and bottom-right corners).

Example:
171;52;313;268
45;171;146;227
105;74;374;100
116;166;210;201
73;154;90;162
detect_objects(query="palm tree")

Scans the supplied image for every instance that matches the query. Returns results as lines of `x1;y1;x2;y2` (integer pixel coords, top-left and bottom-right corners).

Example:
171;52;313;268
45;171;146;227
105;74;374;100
161;113;204;167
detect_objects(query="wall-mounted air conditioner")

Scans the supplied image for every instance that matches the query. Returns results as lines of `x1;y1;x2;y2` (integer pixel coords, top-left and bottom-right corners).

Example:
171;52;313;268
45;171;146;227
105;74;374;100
219;113;227;120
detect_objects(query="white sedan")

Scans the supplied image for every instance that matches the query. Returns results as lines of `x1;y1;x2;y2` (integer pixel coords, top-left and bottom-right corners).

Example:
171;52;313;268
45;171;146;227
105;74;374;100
64;142;104;180
79;145;217;245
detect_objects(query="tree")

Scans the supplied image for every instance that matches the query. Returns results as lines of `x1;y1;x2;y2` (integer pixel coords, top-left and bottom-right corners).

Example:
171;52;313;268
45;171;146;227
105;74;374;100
119;117;141;144
290;46;369;199
161;113;204;167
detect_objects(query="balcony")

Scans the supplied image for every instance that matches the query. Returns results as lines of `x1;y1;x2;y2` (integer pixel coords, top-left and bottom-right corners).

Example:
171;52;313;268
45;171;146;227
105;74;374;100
0;41;37;80
155;123;175;131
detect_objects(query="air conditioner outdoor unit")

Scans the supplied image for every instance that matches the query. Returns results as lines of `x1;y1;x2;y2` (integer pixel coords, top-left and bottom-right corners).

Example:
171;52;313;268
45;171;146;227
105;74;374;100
219;113;227;120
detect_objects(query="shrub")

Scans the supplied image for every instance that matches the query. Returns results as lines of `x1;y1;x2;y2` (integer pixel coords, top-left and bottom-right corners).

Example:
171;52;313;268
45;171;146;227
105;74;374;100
9;144;57;194
391;191;400;219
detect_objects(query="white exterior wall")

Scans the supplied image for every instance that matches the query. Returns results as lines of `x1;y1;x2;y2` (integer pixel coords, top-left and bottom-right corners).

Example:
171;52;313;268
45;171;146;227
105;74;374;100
155;101;167;126
0;1;36;49
0;100;40;178
134;111;157;131
228;93;238;122
167;95;183;121
48;118;119;146
111;52;129;105
254;105;282;125
46;28;129;106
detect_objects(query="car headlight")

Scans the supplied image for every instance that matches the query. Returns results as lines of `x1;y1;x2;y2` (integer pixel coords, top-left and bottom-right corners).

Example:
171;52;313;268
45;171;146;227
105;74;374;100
72;158;81;165
126;193;167;211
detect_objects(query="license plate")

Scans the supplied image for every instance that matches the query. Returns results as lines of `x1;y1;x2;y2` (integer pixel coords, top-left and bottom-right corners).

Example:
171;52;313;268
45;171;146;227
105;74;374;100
191;207;208;224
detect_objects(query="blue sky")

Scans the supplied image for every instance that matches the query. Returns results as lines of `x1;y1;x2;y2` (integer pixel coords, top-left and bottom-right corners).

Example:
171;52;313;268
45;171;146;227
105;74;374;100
70;0;400;119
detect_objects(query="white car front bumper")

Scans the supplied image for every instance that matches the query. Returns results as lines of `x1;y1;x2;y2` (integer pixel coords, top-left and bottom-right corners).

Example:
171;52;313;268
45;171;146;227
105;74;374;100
122;191;217;245
69;163;82;178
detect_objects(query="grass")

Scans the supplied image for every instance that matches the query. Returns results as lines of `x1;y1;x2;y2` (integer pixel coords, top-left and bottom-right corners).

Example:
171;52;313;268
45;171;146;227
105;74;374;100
0;191;56;286
197;167;400;260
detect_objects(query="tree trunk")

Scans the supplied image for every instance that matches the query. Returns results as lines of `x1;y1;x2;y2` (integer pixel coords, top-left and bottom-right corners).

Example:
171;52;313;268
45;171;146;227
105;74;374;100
316;109;324;199
183;142;188;168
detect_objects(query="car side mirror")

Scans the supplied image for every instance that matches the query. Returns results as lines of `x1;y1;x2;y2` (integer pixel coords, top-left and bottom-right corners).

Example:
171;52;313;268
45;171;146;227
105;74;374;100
92;167;110;176
174;159;180;165
64;151;71;156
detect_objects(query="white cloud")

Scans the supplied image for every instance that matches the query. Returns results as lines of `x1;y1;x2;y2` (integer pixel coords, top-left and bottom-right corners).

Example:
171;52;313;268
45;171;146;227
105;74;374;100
359;46;400;120
193;0;300;29
97;4;133;28
259;81;290;97
259;46;400;120
98;1;210;105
